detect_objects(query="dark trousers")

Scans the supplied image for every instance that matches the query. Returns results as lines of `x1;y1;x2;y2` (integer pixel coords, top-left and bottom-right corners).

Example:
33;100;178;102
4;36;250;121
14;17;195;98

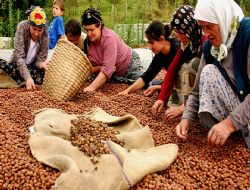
0;59;44;85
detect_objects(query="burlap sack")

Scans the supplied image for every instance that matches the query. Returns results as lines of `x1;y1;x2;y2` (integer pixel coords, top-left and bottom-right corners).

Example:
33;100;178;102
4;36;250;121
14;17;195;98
0;69;19;88
0;38;4;49
175;57;200;96
29;108;178;190
168;57;200;106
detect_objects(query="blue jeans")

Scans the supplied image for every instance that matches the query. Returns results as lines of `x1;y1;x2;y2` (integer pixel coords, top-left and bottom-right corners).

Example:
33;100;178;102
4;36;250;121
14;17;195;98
112;50;143;84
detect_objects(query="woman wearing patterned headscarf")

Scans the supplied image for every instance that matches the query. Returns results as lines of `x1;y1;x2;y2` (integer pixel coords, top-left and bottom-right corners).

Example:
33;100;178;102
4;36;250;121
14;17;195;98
151;5;206;121
176;0;250;148
0;6;49;90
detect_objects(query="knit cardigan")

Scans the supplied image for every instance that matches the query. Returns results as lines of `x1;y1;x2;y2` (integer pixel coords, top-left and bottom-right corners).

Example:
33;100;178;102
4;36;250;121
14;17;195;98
203;17;250;102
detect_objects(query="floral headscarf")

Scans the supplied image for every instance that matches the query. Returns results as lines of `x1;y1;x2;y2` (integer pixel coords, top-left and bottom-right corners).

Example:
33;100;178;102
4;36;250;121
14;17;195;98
194;0;244;61
29;6;47;29
170;5;202;54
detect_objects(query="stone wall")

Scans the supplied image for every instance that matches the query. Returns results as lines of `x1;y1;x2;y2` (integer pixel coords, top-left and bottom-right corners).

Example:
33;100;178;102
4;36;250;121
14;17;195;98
0;48;154;71
0;37;12;49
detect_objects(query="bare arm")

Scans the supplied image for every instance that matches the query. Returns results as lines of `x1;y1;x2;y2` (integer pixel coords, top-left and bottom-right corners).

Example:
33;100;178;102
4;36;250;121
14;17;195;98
84;71;108;92
119;77;146;95
144;85;161;97
92;66;102;74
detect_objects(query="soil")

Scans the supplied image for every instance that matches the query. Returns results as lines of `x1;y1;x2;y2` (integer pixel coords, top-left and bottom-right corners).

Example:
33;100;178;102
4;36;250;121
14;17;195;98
0;82;249;189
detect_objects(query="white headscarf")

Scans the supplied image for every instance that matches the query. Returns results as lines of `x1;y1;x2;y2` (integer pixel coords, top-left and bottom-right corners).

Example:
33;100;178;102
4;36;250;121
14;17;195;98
194;0;244;61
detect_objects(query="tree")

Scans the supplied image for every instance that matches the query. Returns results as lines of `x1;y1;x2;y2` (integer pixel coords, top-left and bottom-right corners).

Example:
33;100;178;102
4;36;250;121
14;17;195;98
157;0;167;9
106;0;122;22
183;0;190;5
9;0;14;47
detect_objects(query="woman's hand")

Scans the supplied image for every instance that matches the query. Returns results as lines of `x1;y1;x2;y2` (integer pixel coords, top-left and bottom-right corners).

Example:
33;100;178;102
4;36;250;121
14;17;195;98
26;77;36;91
207;117;236;147
176;119;190;141
151;99;164;116
118;89;130;95
164;104;185;122
84;85;96;92
39;60;50;70
84;71;107;92
143;85;161;97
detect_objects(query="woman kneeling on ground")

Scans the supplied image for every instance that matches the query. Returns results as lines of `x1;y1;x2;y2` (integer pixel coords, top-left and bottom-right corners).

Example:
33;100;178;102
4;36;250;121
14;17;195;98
176;0;250;148
0;6;49;90
151;5;206;122
81;7;143;92
119;20;180;96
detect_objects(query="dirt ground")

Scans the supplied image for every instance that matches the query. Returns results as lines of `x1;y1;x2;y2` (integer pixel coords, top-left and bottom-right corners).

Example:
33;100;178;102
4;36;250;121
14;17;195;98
0;82;249;190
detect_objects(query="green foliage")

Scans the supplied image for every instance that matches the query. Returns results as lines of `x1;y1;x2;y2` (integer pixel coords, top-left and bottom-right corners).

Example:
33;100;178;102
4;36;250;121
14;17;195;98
106;0;121;4
8;0;14;47
0;0;250;48
239;0;250;16
0;0;49;37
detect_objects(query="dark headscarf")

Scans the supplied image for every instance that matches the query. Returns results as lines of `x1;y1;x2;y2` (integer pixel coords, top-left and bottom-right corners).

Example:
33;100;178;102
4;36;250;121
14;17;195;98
171;5;202;54
81;7;102;26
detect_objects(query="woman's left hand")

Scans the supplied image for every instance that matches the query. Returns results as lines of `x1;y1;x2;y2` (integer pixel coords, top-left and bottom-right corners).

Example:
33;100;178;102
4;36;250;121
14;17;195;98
152;100;164;116
26;77;36;91
164;104;184;122
143;85;161;97
39;59;50;70
84;85;95;92
207;117;236;147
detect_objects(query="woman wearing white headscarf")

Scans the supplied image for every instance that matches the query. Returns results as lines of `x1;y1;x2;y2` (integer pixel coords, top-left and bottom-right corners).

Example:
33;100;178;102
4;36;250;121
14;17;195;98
176;0;250;148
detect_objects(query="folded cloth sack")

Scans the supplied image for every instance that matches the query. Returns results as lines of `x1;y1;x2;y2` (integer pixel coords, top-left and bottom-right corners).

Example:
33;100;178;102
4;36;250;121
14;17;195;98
29;107;178;190
0;69;19;88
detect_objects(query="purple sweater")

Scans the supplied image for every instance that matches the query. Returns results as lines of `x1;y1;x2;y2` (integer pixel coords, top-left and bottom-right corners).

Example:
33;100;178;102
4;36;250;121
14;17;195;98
87;27;132;79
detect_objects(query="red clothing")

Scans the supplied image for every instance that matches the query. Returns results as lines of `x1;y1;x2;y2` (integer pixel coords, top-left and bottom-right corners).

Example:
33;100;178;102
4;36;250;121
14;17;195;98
158;35;207;102
158;48;183;101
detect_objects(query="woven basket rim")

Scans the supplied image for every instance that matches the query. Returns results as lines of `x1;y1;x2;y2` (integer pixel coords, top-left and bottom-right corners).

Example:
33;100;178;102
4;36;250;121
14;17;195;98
57;39;92;70
43;39;92;100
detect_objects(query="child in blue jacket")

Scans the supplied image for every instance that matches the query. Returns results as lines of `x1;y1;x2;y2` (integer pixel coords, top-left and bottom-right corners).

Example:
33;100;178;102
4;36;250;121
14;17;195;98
48;0;66;49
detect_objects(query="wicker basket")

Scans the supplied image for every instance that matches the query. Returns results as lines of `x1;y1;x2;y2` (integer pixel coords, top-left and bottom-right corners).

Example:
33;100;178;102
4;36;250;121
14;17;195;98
43;39;92;101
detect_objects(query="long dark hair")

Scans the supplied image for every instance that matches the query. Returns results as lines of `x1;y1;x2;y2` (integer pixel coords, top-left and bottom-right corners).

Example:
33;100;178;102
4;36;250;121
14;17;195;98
145;20;171;42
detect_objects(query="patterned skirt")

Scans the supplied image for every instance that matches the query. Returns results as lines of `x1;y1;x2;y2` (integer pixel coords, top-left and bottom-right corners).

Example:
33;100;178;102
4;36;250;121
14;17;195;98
198;64;240;121
0;59;45;85
111;50;144;84
199;64;250;148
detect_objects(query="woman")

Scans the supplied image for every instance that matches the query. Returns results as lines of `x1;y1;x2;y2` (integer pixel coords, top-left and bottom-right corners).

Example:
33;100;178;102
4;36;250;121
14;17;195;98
176;0;250;148
81;7;143;92
119;20;180;96
151;5;205;122
0;6;49;90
